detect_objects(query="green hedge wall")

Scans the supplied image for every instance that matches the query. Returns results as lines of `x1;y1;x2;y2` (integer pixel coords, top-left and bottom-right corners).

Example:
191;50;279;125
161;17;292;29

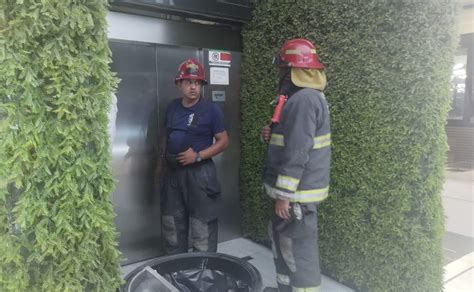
0;1;121;291
240;1;456;291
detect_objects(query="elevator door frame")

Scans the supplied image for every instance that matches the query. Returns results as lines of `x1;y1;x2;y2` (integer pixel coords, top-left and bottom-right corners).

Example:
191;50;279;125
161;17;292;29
108;12;243;265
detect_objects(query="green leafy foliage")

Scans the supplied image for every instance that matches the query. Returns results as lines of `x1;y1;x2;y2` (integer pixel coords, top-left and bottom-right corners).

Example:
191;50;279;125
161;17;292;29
240;0;456;291
0;1;121;291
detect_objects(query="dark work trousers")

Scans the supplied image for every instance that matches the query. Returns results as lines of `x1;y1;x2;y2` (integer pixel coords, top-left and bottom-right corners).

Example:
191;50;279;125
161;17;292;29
161;159;221;255
268;203;321;292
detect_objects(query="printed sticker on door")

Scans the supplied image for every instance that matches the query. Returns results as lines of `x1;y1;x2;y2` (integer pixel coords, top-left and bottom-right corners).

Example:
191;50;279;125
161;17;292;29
209;50;231;67
210;67;229;85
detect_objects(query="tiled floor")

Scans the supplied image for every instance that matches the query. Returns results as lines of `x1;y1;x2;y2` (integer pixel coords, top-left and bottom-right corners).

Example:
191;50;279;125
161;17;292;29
442;165;474;291
121;238;353;291
442;168;473;238
443;231;474;292
217;238;353;291
444;232;474;265
444;252;474;292
122;233;474;291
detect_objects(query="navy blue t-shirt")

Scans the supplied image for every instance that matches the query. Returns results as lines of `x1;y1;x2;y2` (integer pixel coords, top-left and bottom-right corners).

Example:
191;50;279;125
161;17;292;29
165;98;225;154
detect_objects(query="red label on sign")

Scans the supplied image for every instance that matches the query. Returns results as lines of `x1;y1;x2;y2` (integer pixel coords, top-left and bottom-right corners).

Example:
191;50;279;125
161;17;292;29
220;52;231;61
209;50;231;66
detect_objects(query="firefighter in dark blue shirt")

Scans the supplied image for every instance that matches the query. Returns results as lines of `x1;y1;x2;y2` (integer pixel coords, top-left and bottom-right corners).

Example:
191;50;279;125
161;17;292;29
161;59;229;254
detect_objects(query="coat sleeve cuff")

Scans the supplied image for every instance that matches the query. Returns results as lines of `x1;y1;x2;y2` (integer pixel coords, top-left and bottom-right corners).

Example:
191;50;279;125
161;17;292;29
276;174;300;192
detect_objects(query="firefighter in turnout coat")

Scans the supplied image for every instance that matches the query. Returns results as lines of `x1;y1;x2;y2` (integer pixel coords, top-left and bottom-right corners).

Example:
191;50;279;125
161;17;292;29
262;38;331;292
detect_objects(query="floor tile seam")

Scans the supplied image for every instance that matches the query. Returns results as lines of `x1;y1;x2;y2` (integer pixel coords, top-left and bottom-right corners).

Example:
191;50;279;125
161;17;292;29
443;266;474;284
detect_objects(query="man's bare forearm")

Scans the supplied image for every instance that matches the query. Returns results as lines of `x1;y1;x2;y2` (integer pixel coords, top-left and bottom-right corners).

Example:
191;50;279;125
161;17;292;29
198;131;229;160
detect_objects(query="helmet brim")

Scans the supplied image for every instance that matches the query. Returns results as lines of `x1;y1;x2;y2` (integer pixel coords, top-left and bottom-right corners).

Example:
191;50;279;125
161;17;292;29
175;77;208;85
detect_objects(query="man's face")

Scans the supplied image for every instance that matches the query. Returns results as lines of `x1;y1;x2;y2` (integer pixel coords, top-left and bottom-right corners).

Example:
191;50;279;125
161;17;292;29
178;79;202;100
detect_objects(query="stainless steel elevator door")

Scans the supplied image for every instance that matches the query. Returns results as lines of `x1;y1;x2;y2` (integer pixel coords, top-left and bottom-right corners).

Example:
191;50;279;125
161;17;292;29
110;41;160;265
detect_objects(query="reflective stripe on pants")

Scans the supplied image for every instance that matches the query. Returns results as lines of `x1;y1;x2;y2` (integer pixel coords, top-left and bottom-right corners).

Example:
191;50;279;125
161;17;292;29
161;160;220;254
268;203;321;289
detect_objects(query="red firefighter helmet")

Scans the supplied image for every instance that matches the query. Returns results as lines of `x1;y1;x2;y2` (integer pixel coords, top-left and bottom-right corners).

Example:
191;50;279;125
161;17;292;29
175;59;208;85
273;38;325;69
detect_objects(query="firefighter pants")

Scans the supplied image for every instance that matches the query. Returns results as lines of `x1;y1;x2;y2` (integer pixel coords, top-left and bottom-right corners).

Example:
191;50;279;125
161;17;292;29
161;159;221;254
268;203;321;292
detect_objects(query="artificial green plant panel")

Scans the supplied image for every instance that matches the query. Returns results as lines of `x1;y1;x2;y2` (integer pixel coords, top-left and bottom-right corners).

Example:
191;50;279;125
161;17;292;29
0;1;121;291
240;1;456;291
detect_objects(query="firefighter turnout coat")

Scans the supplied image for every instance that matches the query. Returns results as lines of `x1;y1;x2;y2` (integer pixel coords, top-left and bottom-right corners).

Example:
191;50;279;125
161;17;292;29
264;88;331;203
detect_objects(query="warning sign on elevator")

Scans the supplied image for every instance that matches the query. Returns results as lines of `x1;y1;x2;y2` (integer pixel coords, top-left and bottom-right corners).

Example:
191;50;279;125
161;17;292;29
209;50;231;67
